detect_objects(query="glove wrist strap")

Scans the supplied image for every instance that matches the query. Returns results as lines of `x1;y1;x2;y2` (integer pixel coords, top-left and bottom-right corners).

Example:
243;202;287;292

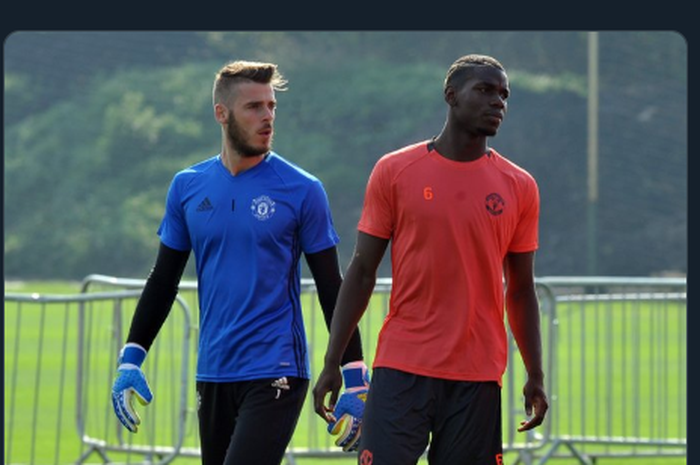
341;361;368;388
119;343;147;367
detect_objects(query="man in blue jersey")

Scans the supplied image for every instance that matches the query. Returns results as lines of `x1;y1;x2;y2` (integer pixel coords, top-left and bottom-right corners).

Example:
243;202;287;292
110;61;368;465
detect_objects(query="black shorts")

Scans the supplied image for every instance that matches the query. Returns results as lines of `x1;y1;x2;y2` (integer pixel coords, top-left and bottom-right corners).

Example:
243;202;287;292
358;368;503;465
197;376;309;465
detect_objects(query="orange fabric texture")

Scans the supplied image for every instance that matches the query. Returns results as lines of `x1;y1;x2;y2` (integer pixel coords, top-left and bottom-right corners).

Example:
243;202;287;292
358;141;539;383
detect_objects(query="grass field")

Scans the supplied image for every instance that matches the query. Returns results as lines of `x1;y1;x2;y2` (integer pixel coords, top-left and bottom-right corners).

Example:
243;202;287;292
4;280;687;465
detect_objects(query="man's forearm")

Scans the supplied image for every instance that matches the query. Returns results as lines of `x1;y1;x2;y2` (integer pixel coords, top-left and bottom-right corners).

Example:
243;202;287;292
324;264;376;368
306;247;364;365
319;285;365;364
127;243;189;350
507;289;544;379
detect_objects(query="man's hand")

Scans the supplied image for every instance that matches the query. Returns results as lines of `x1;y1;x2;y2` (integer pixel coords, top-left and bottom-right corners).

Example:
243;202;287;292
111;343;153;433
326;361;370;451
313;363;343;422
517;374;548;432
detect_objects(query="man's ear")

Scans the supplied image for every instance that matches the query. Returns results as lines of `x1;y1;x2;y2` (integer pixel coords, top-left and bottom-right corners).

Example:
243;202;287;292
444;86;457;107
214;103;228;124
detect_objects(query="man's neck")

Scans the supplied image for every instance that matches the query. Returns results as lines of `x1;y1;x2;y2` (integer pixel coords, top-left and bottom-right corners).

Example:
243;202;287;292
432;131;488;162
220;146;267;176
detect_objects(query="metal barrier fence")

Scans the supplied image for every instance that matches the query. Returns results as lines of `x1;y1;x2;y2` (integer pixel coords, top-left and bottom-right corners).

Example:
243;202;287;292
4;276;686;464
529;277;687;465
4;290;193;465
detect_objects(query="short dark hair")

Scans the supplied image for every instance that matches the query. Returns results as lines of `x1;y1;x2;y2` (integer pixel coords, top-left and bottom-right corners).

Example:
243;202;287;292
444;54;505;92
213;60;288;106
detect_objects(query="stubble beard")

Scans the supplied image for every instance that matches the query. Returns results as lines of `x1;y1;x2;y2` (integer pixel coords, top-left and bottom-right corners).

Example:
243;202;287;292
226;113;272;158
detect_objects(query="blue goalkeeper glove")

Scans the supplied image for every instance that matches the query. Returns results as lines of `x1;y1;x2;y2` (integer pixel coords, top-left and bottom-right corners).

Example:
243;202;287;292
328;361;370;452
111;343;153;433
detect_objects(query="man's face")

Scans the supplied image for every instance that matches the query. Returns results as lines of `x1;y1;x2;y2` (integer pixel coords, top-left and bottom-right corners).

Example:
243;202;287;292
225;81;276;157
450;66;510;137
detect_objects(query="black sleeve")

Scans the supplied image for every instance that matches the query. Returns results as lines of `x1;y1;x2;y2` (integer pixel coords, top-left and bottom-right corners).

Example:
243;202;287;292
305;247;364;365
126;242;190;351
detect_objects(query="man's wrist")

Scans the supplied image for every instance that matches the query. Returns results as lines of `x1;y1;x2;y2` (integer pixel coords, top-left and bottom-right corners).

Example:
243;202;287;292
341;360;366;370
119;342;147;367
323;352;344;369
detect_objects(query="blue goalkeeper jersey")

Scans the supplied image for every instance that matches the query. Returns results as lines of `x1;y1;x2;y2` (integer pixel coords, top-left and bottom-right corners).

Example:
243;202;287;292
157;152;340;382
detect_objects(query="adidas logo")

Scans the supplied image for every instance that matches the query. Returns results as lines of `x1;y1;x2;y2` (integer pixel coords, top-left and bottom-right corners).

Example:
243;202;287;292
196;197;213;212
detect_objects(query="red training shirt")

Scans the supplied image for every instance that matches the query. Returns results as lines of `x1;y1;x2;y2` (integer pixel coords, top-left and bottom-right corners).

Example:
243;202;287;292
358;140;539;384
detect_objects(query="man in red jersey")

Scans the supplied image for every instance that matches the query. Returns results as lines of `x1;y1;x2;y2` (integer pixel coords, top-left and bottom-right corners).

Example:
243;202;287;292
313;54;548;464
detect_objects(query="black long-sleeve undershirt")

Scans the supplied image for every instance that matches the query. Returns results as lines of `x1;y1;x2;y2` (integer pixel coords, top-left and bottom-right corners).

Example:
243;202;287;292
305;247;364;365
127;242;190;350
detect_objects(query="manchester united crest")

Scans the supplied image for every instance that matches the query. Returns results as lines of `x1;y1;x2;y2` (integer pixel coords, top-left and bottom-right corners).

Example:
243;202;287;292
485;192;505;216
251;195;276;221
